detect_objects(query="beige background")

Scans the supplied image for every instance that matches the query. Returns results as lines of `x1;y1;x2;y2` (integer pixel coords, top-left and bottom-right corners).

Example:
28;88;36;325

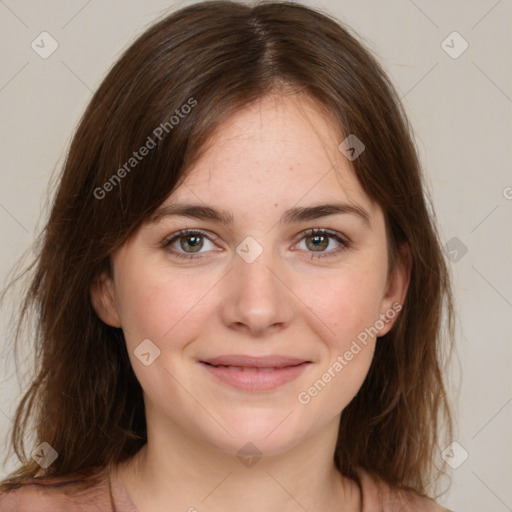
1;1;511;510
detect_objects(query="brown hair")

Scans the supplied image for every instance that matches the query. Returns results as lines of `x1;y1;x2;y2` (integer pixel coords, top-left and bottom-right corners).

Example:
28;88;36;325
0;0;454;498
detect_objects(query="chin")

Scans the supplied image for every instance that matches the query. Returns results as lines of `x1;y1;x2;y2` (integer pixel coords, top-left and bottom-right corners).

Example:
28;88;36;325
201;410;311;459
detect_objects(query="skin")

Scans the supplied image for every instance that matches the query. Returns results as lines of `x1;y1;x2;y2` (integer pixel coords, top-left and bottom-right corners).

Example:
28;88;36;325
91;92;410;512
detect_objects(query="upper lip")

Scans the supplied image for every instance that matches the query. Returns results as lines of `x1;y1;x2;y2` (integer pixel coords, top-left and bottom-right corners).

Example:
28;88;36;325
200;355;310;368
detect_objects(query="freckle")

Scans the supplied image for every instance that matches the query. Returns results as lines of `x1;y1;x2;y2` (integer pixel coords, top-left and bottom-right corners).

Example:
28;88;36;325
274;203;278;207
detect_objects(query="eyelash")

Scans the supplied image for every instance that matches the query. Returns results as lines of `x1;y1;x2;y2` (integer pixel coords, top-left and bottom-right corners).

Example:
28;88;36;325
160;228;351;261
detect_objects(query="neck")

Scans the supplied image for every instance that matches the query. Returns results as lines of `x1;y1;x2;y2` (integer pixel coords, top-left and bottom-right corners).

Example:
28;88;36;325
117;412;361;512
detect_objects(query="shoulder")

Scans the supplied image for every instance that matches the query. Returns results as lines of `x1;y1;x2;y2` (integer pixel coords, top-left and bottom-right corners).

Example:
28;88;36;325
0;466;111;512
357;468;451;512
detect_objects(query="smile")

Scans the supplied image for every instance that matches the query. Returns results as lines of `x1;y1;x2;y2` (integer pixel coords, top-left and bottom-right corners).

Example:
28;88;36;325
199;360;311;391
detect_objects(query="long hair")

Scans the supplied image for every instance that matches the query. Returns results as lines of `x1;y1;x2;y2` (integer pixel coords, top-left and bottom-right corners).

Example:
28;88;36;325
0;0;453;497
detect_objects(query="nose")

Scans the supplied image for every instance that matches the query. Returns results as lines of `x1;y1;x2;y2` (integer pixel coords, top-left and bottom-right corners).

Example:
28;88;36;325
220;246;295;337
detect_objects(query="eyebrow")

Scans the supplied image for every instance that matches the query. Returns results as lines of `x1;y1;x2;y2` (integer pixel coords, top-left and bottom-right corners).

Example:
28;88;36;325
148;202;371;227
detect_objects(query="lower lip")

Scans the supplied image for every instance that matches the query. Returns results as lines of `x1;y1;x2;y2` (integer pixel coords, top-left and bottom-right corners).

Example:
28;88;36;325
199;362;310;391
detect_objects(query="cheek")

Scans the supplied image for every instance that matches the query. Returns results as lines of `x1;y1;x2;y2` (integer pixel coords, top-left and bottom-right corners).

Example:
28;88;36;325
114;263;220;402
114;258;217;348
293;262;385;411
299;263;386;344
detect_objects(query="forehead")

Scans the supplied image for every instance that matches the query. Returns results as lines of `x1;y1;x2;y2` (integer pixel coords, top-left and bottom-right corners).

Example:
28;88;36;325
166;93;376;218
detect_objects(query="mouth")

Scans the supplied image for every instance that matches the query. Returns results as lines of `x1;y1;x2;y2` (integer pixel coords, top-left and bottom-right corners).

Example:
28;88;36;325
198;355;311;391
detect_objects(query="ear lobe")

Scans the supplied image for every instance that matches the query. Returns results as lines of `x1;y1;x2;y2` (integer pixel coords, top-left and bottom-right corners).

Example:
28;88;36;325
377;243;411;336
90;270;122;328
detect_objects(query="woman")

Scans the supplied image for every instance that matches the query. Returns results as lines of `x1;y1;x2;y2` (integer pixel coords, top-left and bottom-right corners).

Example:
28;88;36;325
0;1;454;510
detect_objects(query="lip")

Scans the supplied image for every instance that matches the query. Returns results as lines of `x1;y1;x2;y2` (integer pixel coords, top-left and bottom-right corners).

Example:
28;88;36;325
198;354;311;391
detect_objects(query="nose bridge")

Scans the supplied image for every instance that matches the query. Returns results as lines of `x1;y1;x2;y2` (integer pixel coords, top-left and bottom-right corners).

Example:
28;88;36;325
221;238;294;333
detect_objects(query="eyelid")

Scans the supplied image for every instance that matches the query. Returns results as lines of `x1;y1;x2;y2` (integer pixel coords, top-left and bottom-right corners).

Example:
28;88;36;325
161;228;217;242
293;227;350;245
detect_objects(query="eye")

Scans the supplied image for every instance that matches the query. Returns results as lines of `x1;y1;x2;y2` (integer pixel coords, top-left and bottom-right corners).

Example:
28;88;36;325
161;228;351;261
294;228;350;259
161;229;218;260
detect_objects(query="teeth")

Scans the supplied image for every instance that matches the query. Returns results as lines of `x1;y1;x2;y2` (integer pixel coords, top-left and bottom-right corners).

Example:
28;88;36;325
219;365;278;372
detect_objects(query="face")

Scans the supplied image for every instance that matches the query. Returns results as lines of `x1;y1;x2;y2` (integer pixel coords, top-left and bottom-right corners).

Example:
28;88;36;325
92;93;409;458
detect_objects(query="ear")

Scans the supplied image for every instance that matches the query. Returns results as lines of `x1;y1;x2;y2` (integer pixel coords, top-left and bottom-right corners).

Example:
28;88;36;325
377;243;411;337
90;269;122;328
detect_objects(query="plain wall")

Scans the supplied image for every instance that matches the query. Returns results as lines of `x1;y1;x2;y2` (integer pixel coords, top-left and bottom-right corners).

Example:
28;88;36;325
1;1;511;510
